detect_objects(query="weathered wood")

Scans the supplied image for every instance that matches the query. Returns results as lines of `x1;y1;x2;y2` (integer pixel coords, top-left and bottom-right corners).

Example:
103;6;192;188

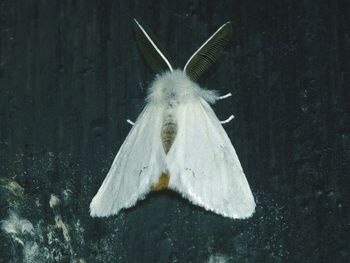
0;0;349;262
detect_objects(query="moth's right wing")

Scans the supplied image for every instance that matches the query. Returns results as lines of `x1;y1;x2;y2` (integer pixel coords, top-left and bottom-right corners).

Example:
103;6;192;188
166;99;255;219
90;104;166;217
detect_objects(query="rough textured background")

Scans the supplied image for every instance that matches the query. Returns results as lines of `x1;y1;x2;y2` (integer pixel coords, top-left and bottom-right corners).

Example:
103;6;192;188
0;0;349;262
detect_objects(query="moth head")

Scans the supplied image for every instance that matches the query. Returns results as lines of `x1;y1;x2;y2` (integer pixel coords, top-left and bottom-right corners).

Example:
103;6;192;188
133;19;232;82
147;70;200;104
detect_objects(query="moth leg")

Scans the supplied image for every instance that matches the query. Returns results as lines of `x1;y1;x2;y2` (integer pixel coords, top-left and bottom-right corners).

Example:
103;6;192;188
126;119;135;126
218;92;232;100
220;114;235;124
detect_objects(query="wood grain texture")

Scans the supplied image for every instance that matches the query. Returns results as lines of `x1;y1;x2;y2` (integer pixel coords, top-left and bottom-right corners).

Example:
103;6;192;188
0;0;349;262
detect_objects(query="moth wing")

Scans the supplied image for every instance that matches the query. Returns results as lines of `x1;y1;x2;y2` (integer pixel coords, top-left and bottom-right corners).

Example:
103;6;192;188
90;104;166;217
167;100;255;219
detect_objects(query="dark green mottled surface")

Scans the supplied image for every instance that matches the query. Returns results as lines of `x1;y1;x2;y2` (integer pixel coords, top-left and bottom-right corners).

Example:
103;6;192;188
0;0;349;262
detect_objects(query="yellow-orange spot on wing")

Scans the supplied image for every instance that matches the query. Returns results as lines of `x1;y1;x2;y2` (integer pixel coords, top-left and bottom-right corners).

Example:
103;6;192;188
151;172;170;191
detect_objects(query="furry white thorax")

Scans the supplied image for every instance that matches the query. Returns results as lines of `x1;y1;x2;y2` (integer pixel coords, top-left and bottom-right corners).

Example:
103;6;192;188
147;70;219;105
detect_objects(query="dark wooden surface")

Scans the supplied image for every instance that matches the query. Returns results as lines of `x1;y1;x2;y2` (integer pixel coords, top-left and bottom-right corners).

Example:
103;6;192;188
0;0;349;262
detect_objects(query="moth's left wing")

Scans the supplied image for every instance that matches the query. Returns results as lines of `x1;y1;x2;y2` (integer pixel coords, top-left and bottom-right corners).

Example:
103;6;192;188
90;104;166;217
166;100;255;219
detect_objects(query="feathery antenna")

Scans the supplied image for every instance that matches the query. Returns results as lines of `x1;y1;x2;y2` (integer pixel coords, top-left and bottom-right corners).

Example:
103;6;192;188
184;22;232;81
133;19;173;73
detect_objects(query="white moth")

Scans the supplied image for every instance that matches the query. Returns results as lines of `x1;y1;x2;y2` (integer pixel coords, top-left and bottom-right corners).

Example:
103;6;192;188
90;19;256;219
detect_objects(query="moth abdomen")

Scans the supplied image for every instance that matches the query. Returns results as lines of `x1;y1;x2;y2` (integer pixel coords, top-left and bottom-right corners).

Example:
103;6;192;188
161;121;177;154
153;112;176;191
